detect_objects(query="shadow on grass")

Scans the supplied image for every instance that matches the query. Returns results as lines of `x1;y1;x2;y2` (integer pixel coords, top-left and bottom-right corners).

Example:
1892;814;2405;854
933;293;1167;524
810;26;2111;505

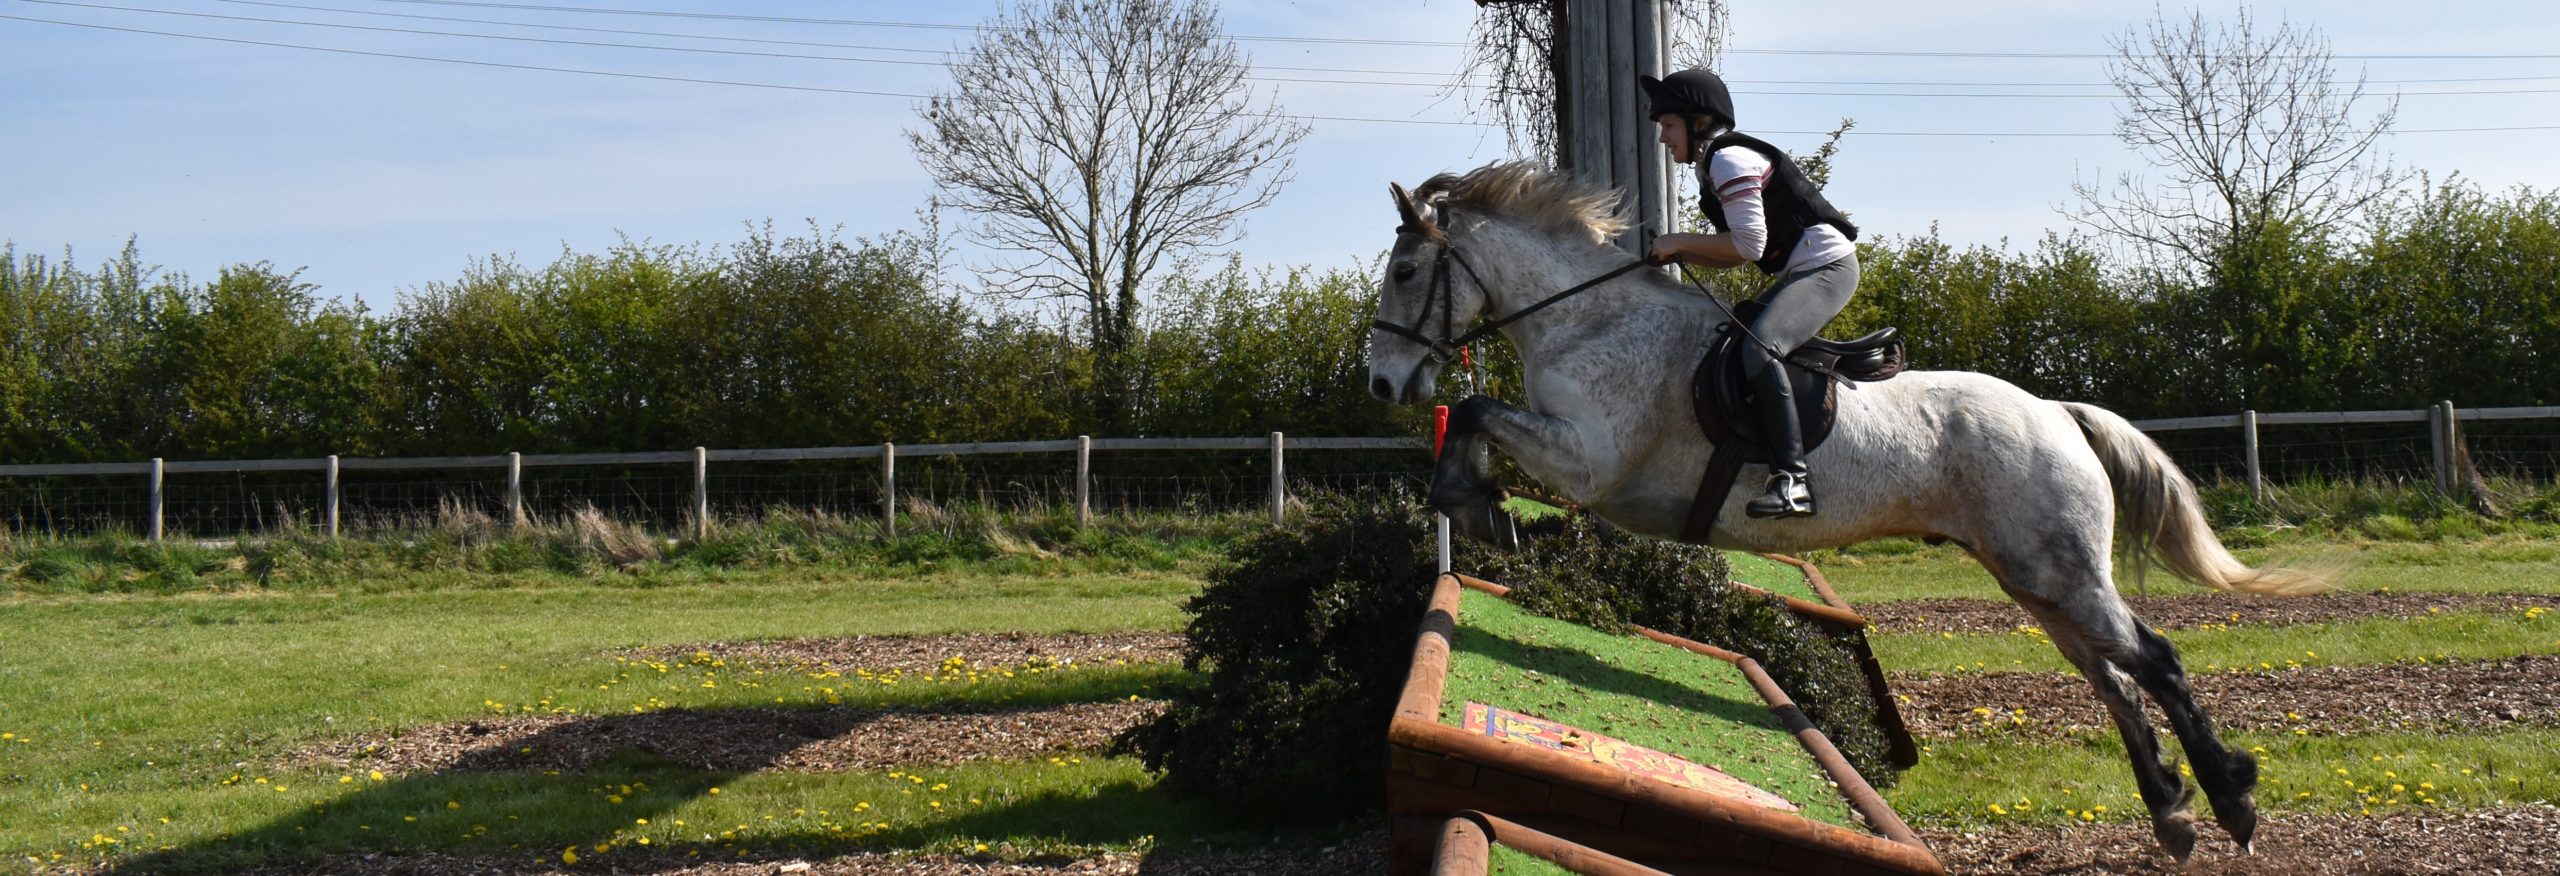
102;693;1328;874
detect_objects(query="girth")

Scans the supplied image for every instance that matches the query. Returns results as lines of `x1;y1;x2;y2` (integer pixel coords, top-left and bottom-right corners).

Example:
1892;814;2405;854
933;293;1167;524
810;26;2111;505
1680;321;1905;543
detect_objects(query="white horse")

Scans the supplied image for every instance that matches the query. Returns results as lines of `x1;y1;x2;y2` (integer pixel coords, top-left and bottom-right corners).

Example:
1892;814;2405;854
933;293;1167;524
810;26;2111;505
1366;162;2326;863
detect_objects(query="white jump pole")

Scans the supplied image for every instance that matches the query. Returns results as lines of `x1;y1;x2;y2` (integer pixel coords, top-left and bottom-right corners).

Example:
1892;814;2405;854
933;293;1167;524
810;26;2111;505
1433;405;1451;575
1437;513;1452;575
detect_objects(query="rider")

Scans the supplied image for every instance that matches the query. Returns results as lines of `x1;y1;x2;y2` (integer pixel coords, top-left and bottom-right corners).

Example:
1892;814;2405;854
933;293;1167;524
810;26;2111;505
1639;67;1860;520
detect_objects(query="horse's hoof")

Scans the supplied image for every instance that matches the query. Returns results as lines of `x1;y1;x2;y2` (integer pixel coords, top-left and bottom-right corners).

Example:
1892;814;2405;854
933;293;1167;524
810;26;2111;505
2214;805;2258;851
2152;811;2198;865
1434;492;1517;549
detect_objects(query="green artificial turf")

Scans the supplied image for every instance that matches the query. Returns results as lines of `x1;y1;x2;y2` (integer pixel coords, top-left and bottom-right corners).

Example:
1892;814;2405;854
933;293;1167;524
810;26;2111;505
1489;843;1575;874
1722;552;1821;603
1436;590;1859;829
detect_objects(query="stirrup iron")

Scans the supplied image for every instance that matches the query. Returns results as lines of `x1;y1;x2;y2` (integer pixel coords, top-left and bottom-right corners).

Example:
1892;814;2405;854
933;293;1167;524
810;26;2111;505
1745;471;1815;519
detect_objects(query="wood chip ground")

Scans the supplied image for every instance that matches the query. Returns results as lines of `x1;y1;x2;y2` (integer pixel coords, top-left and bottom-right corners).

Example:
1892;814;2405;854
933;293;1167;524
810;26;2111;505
1862;591;2558;635
1895;654;2560;739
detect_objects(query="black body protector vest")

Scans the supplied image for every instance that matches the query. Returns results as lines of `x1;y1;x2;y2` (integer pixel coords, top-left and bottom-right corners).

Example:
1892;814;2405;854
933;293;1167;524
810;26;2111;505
1696;132;1859;276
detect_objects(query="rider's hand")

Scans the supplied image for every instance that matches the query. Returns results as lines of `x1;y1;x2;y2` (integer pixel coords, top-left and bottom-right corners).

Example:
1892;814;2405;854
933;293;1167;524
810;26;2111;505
1649;232;1707;266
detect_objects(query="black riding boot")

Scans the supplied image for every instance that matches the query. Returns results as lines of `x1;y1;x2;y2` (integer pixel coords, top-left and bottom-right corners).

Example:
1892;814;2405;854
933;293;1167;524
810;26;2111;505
1745;361;1816;519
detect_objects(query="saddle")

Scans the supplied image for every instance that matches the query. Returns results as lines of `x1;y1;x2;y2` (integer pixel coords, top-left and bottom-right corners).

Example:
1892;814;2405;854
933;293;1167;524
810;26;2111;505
1681;306;1906;542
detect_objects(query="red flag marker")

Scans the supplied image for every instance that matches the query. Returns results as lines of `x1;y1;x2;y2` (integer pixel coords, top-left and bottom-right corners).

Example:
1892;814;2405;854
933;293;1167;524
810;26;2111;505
1432;405;1450;460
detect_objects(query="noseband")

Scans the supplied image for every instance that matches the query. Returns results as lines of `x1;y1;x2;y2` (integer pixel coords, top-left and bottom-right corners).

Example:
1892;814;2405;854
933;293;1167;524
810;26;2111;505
1371;217;1656;364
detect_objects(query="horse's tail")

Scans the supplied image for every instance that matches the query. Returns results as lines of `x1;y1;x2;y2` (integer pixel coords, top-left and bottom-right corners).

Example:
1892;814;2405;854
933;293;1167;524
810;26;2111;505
2061;402;2332;596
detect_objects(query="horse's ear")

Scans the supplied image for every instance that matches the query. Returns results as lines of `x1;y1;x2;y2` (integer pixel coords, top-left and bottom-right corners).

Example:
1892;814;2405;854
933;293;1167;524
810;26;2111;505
1389;182;1425;230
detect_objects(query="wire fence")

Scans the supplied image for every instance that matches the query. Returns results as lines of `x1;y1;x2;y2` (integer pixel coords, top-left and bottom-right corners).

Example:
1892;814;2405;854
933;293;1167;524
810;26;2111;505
3;407;2552;540
2134;405;2560;495
0;437;1434;540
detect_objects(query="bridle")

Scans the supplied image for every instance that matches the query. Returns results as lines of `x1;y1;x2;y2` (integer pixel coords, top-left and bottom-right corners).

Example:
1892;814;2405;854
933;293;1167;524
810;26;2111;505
1369;212;1655;364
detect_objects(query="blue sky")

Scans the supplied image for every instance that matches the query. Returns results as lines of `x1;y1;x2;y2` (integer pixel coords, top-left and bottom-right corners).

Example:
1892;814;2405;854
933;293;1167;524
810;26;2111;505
7;0;2560;310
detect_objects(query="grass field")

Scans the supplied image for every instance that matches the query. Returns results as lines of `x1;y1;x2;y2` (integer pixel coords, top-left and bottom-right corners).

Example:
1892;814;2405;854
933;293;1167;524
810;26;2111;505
4;520;2555;872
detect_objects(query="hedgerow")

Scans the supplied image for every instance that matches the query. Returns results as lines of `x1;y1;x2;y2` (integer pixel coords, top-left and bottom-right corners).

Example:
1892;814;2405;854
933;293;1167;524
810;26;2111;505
1117;491;1898;813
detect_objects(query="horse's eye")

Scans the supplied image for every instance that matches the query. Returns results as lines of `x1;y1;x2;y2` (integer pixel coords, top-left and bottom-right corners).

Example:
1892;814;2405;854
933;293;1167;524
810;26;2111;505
1392;263;1417;283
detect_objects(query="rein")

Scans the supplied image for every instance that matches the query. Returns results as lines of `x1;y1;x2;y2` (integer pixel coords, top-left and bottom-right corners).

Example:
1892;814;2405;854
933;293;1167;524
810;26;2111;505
1372;217;1846;385
1369;220;1655;364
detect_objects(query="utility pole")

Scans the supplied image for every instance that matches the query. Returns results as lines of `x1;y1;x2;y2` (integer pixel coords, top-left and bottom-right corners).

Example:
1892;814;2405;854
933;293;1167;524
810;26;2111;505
1545;0;1675;253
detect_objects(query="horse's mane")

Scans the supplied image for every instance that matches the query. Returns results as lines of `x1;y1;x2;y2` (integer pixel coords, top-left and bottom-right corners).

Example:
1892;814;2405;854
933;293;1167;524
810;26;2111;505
1412;161;1631;246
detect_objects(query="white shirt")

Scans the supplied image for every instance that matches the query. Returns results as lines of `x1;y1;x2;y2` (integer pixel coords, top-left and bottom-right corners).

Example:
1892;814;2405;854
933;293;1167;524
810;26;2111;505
1704;144;1855;274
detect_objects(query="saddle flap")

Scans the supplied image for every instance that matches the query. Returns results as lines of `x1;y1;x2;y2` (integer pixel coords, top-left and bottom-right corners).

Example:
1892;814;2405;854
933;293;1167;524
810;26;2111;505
1691;329;1840;462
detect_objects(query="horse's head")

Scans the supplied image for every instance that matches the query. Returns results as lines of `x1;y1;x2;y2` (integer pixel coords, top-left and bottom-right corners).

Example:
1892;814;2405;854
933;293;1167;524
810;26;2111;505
1367;181;1491;406
1369;164;1634;406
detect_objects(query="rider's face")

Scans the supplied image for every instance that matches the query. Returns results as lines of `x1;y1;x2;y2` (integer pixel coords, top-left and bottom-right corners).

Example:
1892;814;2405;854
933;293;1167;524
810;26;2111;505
1656;116;1690;163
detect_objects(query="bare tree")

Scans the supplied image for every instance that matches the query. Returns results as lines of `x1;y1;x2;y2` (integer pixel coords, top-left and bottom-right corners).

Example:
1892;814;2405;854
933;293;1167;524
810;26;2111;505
2072;6;2398;271
909;0;1306;424
1460;1;1728;164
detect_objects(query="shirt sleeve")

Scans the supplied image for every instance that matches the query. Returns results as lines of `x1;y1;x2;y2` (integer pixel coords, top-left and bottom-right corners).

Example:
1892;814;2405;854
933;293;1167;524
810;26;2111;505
1707;146;1771;261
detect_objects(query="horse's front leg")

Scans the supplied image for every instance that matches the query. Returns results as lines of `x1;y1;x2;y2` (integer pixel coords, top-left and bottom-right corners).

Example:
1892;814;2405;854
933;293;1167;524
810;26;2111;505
1431;394;1593;549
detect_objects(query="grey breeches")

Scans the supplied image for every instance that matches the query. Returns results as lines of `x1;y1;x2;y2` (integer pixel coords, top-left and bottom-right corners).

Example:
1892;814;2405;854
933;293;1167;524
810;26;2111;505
1740;252;1860;378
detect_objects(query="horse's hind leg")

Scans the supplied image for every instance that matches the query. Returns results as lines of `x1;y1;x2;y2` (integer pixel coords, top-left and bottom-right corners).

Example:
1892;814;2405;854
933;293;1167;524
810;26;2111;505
2008;595;2200;862
2117;622;2261;852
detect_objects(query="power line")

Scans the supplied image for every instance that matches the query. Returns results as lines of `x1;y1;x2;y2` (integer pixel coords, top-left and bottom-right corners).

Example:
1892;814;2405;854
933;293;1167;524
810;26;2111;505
31;2;2560;101
211;0;1465;79
354;0;1473;47
211;1;2560;88
0;13;1484;126
8;13;2557;138
1737;47;2560;61
25;0;1453;87
0;13;930;97
219;0;966;56
350;0;2560;60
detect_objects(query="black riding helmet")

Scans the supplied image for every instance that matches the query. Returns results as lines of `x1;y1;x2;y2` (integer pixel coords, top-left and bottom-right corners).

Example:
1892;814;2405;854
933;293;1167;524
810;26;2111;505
1638;67;1735;128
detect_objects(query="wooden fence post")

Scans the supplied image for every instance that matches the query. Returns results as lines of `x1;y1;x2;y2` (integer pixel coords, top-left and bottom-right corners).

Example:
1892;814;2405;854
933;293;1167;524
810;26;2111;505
2438;400;2460;494
148;457;164;542
325;454;340;538
1269;431;1286;526
2428;402;2451;493
693;447;709;540
2240;411;2262;502
881;442;897;537
506;451;524;528
1075;435;1092;526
